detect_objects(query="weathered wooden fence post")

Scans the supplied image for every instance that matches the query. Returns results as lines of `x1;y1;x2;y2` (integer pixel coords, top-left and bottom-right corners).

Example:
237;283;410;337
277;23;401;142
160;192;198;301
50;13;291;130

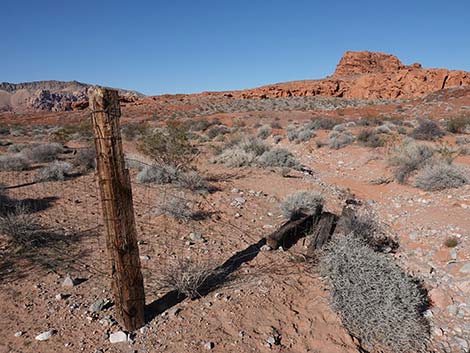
89;87;145;331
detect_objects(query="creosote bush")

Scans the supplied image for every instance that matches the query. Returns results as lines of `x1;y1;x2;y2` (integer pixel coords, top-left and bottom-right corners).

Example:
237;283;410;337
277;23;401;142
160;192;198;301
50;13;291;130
387;141;434;183
0;154;31;171
72;148;96;173
409;119;444;141
321;235;430;353
280;191;323;220
35;161;72;182
137;164;178;184
138;122;198;169
414;162;468;191
21;143;64;163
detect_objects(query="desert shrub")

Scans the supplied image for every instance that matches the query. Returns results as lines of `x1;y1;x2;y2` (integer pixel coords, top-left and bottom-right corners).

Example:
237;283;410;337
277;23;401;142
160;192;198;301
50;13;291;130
237;136;270;156
0;205;41;247
207;125;230;139
138;122;197;169
7;143;39;153
388;142;434;183
320;235;430;353
252;122;262;128
270;121;282;129
51;121;93;143
328;131;354;149
175;171;209;193
0;154;30;171
121;122;149;140
157;194;193;221
157;258;222;299
339;207;398;252
287;129;299;142
456;136;470;145
136;164;178;184
188;119;212;132
213;147;256;167
409;119;444;141
446;114;470;133
297;129;314;142
273;135;282;144
444;236;459;248
35;161;71;182
414;162;468;191
357;129;384;148
280;191;323;220
258;148;301;170
332;123;348;132
21;143;63;163
72;148;96;172
257;125;271;140
0;126;10;136
312;117;337;130
375;123;393;134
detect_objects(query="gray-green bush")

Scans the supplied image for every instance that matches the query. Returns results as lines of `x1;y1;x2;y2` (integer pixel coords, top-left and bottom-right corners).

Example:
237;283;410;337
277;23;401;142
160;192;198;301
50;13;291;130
321;235;429;353
280;191;323;220
388;141;434;183
0;154;30;171
35;161;71;182
414;162;468;191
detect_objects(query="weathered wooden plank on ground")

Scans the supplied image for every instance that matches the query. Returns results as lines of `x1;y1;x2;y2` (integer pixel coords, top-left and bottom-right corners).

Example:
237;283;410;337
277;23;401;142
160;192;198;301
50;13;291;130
306;212;338;257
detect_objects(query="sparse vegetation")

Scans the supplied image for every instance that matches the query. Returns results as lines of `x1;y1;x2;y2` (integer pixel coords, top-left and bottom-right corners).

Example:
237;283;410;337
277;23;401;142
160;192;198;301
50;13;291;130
357;128;384;147
258;148;301;169
321;234;430;353
409;119;444;141
138;122;198;169
157;258;222;299
21;143;63;163
72;148;96;172
328;131;354;149
414;162;468;191
444;236;459;248
257;125;271;139
446;114;470;133
35;161;72;182
0;154;31;171
175;170;210;193
156;193;194;221
136;164;178;184
280;191;323;220
388;141;434;183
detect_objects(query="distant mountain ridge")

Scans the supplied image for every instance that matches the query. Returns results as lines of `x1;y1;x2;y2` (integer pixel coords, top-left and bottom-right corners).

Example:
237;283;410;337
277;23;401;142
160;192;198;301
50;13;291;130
0;80;144;112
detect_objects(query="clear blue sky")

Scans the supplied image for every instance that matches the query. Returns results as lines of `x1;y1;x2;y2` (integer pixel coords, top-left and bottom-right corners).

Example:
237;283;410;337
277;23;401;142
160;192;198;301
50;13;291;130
2;0;469;95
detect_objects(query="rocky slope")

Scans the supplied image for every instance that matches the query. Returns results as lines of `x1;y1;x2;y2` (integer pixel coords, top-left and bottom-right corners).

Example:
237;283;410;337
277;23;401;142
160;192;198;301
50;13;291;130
0;80;143;113
201;51;470;100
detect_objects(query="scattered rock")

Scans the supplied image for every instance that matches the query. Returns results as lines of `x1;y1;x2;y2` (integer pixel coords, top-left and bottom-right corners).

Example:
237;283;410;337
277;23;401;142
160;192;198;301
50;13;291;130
261;245;272;252
109;331;128;343
62;275;77;288
140;255;150;261
90;299;110;313
204;341;215;350
14;331;23;337
35;330;56;341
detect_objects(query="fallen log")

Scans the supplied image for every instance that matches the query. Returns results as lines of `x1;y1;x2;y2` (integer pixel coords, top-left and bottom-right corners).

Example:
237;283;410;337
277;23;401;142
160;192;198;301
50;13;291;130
306;212;338;257
266;205;322;250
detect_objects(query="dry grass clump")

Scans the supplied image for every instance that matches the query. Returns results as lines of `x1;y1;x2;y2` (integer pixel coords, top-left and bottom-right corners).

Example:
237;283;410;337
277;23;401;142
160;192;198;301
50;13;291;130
446;114;470;133
21;143;63;163
280;191;323;220
414;162;468;191
273;135;282;144
137;164;178;184
387;141;434;183
214;146;256;167
156;193;194;221
72;148;96;173
0;204;43;251
328;131;354;149
0;154;31;171
175;171;210;193
257;125;272;139
321;235;430;353
409;119;444;141
34;161;71;182
311;117;338;130
207;125;230;139
121;121;150;140
157;258;222;299
357;128;384;148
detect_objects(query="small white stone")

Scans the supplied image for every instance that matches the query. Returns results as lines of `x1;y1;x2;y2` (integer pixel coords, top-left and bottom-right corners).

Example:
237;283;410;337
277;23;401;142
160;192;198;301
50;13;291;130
204;341;214;350
14;331;23;337
62;275;76;288
35;330;55;341
109;331;128;343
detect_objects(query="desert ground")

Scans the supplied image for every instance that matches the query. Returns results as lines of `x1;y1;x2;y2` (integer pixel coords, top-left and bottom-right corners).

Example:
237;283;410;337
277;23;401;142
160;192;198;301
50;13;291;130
1;52;470;353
